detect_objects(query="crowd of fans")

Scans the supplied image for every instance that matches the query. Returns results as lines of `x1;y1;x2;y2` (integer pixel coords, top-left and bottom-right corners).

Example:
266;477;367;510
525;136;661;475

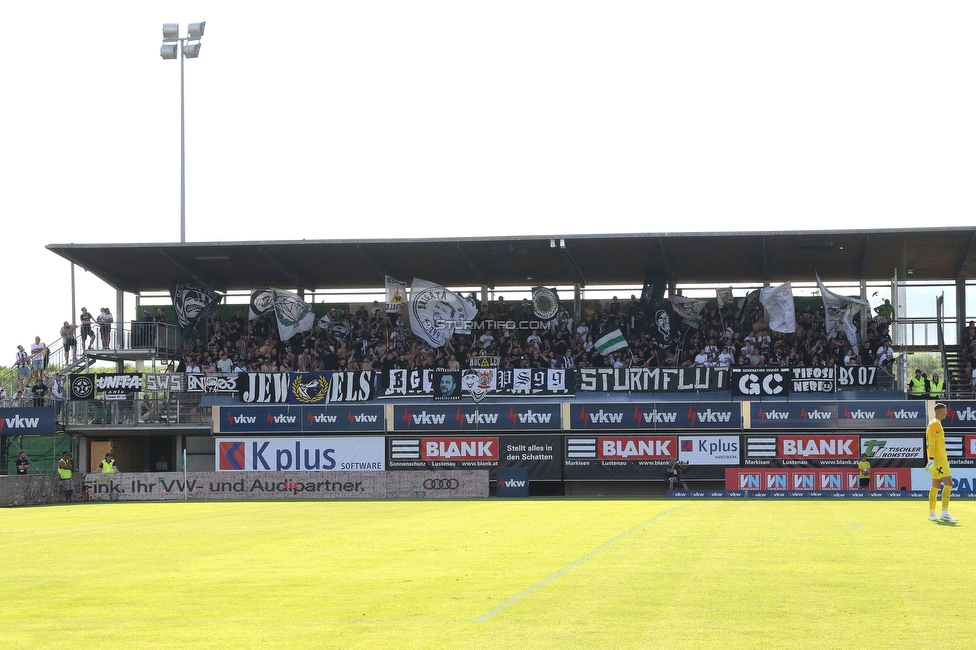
171;294;895;377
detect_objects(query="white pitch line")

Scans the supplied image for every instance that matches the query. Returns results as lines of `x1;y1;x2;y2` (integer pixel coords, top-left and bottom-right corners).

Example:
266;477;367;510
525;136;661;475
475;505;685;622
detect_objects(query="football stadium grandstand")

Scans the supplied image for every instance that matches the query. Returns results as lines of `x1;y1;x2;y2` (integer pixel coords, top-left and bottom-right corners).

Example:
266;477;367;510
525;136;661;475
3;226;976;502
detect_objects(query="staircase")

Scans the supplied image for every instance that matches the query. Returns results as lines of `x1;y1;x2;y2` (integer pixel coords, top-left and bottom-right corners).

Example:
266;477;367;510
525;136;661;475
945;346;970;399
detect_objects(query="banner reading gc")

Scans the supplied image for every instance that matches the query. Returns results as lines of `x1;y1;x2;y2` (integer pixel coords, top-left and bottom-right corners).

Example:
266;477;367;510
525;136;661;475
215;437;385;472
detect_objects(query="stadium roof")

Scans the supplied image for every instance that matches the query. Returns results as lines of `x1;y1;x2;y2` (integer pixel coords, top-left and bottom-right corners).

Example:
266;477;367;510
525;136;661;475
47;227;976;295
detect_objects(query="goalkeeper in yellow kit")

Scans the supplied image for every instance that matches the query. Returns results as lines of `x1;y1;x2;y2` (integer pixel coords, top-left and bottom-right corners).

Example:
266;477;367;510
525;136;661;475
926;403;957;522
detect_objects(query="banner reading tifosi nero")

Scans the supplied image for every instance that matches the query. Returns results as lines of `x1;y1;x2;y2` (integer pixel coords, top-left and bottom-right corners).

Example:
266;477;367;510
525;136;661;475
577;367;727;393
236;371;375;403
731;367;838;396
387;434;562;480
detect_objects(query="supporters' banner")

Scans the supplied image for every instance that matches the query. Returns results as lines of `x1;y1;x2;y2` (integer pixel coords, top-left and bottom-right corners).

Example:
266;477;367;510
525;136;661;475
384;369;433;396
432;371;462;400
407;278;478;348
716;287;734;309
577;367;728;393
214;405;384;433
168;280;223;338
237;372;375;403
495;368;573;395
392;404;561;431
670;295;708;328
145;373;185;392
817;273;869;348
387;434;562;481
95;373;143;400
461;368;495;403
249;289;274;320
531;287;559;320
69;374;95;400
730;369;792;397
271;288;316;341
595;328;628;356
790;367;836;393
385;276;407;313
838;366;879;388
759;281;796;333
385;368;572;397
0;407;57;435
187;373;240;393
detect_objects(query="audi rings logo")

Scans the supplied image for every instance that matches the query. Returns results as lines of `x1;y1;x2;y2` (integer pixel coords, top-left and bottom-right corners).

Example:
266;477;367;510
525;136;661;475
423;478;460;490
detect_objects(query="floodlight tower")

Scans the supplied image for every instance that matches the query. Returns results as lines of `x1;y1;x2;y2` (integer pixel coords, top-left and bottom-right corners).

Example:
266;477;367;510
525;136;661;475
160;22;206;243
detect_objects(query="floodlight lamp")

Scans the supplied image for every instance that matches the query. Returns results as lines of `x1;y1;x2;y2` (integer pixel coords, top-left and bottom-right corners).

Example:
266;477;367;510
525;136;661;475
162;23;180;40
188;22;206;38
183;42;201;58
160;43;179;60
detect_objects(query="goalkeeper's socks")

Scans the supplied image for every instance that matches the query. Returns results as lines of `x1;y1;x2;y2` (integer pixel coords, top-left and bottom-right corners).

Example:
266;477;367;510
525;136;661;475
942;484;952;510
929;486;939;513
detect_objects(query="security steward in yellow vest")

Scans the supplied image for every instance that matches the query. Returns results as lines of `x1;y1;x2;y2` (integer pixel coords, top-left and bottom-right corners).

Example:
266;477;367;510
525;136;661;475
99;452;118;473
908;369;926;399
928;373;944;399
57;452;74;502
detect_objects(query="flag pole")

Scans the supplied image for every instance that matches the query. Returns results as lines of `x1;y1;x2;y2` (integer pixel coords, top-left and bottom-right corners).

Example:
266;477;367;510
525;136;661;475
183;448;188;500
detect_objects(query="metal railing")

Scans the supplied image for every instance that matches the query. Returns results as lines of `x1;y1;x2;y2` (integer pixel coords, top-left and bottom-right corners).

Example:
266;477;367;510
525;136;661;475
65;394;211;427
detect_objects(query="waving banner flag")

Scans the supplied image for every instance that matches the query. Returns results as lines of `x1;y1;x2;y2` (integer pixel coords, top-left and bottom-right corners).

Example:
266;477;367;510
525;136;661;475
385;276;407;313
407;278;478;348
716;287;734;309
817;273;869;347
249;289;274;320
670;295;708;328
759;281;796;333
168;279;223;338
532;287;560;320
271;289;316;341
595;328;628;356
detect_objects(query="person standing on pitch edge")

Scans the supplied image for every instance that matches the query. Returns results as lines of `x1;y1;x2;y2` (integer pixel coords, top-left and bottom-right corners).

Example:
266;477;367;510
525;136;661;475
926;403;957;522
857;453;871;490
58;452;74;502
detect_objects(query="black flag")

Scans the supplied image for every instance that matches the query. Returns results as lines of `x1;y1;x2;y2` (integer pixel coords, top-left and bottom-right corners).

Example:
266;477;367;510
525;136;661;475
168;279;223;338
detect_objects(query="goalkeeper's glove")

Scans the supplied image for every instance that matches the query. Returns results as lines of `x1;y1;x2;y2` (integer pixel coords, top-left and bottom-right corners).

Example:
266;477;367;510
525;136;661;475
924;458;934;476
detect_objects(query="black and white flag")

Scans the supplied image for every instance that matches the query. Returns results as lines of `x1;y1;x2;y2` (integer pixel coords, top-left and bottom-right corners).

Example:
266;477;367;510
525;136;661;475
407;278;478;348
168;279;222;338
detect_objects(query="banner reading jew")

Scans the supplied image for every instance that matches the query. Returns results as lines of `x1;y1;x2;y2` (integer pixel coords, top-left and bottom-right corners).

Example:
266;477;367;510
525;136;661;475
237;371;375;403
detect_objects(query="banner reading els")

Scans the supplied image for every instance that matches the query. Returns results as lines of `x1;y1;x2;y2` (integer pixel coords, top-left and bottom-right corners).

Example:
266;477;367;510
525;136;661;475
779;435;859;459
598;436;677;460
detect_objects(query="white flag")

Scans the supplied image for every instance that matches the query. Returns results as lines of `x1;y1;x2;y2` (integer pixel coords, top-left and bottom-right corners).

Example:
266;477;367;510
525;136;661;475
716;287;734;309
816;273;869;348
271;288;316;341
670;296;708;327
759;282;796;333
407;278;478;348
385;276;407;313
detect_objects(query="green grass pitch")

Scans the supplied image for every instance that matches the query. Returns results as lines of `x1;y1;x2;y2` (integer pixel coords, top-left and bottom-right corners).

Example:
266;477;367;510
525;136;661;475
1;499;972;649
